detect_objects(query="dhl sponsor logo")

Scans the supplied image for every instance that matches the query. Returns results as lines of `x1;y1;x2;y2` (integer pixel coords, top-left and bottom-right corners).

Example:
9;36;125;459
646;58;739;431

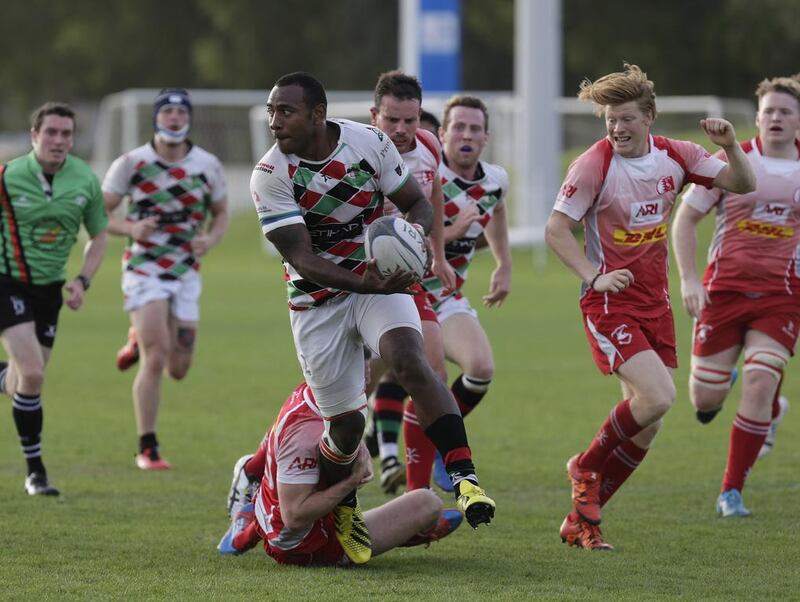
736;219;794;239
612;224;667;245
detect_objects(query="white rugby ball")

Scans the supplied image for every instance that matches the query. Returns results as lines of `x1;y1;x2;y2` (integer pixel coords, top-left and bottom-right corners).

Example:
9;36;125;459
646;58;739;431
364;216;428;278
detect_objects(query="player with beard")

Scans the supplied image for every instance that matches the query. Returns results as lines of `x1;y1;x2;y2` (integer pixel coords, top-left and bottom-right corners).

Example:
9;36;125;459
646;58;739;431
367;70;457;494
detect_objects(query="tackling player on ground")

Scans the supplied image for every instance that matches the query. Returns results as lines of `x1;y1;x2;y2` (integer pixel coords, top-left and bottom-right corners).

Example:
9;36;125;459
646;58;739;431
403;95;512;493
0;102;108;495
249;72;495;565
216;381;462;564
672;76;800;517
545;64;755;549
103;88;229;469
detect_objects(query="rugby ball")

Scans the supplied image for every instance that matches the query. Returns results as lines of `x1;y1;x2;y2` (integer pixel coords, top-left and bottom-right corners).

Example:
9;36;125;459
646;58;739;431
364;216;428;278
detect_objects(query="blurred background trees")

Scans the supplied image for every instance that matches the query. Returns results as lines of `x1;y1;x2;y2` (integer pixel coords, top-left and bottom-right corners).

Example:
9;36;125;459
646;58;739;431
1;0;798;129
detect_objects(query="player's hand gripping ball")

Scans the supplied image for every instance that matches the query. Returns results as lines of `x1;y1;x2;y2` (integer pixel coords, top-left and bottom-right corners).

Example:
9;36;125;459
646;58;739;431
365;216;428;278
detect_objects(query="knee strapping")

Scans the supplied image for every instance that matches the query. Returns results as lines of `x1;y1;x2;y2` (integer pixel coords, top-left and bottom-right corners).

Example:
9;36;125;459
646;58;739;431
690;357;734;391
320;401;368;465
743;346;788;381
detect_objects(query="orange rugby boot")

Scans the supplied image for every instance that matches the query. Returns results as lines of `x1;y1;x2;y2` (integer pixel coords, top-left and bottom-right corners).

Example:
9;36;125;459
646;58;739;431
559;511;614;551
567;453;602;525
116;327;140;371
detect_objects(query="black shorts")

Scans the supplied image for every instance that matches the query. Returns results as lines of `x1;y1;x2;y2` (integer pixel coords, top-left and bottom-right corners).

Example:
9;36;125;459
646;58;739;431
0;274;64;348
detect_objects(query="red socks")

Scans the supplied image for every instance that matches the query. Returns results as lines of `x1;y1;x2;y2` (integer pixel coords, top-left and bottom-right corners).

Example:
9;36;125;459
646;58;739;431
579;399;644;472
722;413;769;492
403;400;437;490
599;440;648;506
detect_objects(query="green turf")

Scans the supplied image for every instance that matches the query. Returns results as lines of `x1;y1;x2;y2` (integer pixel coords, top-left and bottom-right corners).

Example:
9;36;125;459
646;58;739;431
1;212;798;600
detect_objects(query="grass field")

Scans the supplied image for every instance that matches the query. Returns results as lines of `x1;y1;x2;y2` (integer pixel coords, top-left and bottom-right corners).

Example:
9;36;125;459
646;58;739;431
1;210;799;600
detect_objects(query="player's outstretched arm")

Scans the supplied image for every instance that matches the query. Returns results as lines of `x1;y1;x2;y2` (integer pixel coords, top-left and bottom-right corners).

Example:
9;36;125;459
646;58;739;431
545;210;633;294
701;119;756;194
672;201;709;319
267;224;416;294
278;446;371;531
483;202;511;307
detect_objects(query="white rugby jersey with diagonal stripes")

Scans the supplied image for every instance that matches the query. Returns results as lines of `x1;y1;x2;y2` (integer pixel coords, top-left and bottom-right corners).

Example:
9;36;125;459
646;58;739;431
250;119;409;309
421;160;508;310
103;141;227;280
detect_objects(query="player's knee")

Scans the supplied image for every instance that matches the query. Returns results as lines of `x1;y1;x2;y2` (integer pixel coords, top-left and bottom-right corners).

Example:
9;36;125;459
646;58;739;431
16;364;44;392
409;488;442;527
742;369;780;404
691;389;726;413
391;352;430;388
166;358;191;380
743;347;788;383
326;411;366;455
640;381;675;418
468;359;494;382
690;356;735;405
141;344;168;374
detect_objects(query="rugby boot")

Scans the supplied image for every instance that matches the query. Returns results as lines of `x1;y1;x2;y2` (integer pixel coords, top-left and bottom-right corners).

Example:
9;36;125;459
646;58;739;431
379;456;405;494
116;327;140;371
716;489;752;518
227;454;259;517
560;511;614;550
758;395;788;458
567;453;602;525
334;499;372;564
135;447;171;470
456;480;495;528
24;472;60;496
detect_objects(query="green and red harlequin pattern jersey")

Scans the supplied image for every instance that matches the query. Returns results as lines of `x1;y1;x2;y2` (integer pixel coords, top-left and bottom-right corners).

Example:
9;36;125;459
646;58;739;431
421;161;508;309
251;119;409;309
103;142;226;280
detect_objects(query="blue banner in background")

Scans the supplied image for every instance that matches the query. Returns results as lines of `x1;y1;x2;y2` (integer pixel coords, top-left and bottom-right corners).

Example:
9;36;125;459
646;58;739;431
419;0;461;92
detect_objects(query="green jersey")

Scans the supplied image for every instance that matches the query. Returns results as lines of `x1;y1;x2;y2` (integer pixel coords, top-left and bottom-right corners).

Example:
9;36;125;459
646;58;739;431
0;151;107;285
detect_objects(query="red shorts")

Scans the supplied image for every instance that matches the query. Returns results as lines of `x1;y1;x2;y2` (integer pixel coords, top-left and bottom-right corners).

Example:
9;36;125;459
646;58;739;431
583;310;677;375
693;291;800;357
262;514;348;567
412;283;438;323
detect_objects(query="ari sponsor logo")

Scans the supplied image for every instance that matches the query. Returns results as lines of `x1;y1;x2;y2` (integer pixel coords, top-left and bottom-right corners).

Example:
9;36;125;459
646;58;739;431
752;202;791;225
629;199;663;227
736;219;794;239
613;223;667;245
287;456;318;471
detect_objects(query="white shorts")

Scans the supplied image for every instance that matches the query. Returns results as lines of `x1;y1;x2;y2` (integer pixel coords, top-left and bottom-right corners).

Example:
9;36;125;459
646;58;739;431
122;271;201;322
436;295;477;324
290;293;421;417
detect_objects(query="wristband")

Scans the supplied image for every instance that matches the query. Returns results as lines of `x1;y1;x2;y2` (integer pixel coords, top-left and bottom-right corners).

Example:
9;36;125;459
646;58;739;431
589;273;601;291
76;274;91;291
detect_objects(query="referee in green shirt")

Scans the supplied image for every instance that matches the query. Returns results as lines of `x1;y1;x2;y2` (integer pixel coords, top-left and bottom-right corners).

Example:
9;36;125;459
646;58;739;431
0;102;108;495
